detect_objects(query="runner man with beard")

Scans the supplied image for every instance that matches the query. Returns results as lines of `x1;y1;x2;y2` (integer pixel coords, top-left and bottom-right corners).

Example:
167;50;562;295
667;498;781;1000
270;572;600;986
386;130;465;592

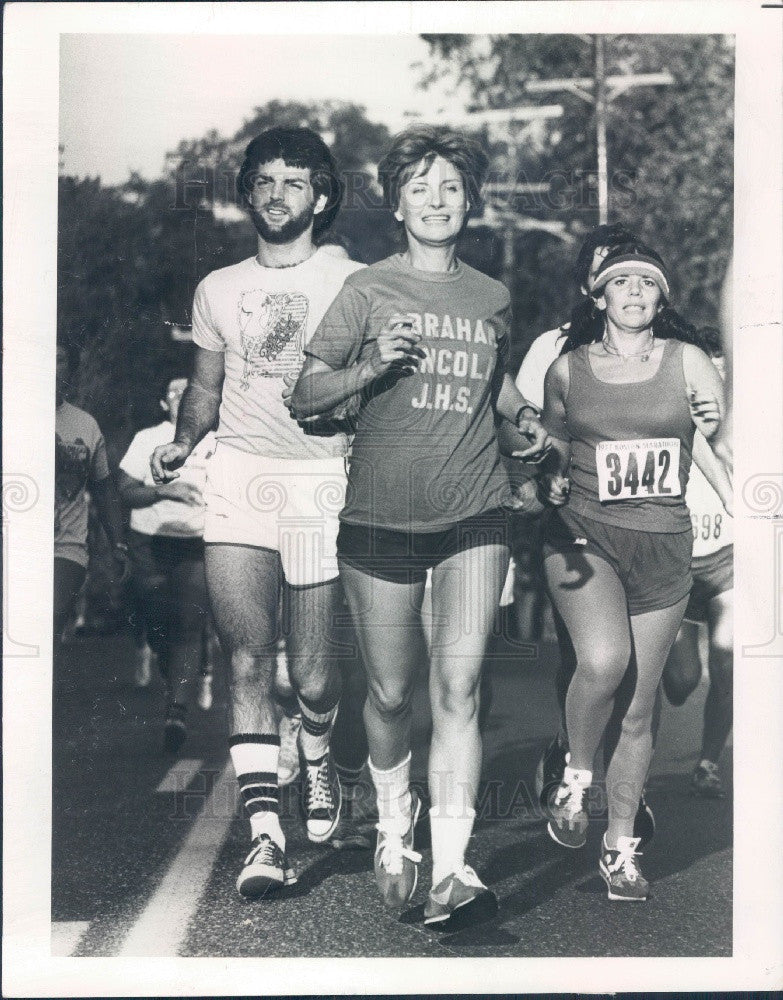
151;128;363;896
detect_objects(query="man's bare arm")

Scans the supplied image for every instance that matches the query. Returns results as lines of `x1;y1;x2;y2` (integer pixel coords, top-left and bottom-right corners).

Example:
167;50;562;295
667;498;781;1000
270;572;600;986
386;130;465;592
175;347;225;450
150;347;224;483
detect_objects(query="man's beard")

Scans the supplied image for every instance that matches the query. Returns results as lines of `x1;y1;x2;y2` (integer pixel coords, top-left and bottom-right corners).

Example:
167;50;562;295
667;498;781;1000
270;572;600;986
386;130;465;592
249;203;315;245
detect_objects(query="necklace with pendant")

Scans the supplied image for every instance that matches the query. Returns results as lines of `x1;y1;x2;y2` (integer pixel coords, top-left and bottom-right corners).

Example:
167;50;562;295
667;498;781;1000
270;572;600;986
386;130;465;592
601;333;655;362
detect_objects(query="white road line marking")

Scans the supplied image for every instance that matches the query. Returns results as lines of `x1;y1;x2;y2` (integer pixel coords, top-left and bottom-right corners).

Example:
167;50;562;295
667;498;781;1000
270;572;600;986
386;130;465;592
51;920;90;956
156;758;203;793
119;763;235;956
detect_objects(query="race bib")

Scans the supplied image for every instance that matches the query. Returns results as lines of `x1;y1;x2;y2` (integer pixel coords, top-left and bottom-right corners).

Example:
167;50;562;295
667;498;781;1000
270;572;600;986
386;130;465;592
596;438;681;502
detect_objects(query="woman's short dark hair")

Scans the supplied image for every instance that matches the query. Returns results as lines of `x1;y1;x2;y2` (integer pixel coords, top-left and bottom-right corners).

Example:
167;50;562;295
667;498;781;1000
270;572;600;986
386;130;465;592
377;125;489;215
236;127;342;237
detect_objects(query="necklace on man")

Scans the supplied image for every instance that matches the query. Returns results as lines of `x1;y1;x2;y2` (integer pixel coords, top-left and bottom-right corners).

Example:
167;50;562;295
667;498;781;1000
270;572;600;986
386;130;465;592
601;333;655;362
257;250;316;270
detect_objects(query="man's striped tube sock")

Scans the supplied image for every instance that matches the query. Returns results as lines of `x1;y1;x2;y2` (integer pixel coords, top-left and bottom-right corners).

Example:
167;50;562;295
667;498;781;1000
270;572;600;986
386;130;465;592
297;700;338;764
228;733;284;847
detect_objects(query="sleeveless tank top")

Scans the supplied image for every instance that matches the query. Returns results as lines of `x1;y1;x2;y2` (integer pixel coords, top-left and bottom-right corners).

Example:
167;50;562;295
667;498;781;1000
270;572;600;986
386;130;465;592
564;338;694;532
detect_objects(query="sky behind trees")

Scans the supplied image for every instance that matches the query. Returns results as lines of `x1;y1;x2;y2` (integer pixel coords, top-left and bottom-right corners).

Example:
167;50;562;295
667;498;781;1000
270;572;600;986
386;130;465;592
59;34;461;184
58;32;733;455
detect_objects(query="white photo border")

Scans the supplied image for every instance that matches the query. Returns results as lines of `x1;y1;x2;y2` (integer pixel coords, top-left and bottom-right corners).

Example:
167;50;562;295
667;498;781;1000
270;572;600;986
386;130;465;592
3;1;782;995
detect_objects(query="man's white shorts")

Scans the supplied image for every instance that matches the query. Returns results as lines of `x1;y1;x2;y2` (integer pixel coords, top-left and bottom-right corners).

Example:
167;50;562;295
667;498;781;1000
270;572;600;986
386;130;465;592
203;443;347;587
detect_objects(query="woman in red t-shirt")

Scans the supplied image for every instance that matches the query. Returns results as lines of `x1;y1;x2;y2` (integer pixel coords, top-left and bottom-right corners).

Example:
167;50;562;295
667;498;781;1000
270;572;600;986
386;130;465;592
293;125;549;929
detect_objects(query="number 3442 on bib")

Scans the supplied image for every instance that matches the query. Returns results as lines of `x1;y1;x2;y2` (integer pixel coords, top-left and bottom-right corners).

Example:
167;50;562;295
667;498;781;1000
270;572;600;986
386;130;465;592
596;438;681;502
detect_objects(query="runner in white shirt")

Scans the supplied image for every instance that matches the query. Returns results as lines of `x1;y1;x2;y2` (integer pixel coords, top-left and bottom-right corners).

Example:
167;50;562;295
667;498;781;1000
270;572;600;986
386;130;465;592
151;128;364;896
119;377;216;752
662;332;733;798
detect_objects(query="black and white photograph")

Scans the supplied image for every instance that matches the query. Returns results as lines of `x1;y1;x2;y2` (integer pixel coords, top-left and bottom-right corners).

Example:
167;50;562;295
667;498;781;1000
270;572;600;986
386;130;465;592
3;2;782;995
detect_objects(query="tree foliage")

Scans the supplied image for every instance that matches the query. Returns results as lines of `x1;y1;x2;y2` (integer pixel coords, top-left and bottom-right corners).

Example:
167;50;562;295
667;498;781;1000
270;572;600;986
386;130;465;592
57;58;733;455
421;34;734;355
57;102;396;456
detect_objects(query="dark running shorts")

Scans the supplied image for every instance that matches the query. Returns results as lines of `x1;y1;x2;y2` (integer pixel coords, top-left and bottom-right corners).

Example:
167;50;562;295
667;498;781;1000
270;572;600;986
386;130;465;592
542;506;693;616
128;529;205;581
683;544;734;624
337;507;510;584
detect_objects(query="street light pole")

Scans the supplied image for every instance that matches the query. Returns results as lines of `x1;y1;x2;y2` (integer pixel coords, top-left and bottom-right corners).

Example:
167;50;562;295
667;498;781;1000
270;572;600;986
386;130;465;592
524;45;674;225
594;36;609;225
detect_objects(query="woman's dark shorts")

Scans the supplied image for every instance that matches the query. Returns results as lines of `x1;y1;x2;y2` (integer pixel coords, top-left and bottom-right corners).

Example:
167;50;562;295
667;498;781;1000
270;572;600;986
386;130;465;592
542;506;693;616
337;507;510;584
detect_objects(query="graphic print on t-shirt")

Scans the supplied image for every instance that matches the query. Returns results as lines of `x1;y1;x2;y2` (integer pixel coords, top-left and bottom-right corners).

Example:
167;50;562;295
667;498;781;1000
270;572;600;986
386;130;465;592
55;432;90;533
55;433;90;503
237;289;309;388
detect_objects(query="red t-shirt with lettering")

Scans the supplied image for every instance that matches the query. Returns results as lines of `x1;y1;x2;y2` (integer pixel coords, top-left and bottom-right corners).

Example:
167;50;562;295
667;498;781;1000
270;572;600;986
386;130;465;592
305;253;512;530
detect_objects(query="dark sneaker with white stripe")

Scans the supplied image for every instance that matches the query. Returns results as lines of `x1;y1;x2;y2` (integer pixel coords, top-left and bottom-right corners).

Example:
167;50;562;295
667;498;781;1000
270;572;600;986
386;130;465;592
599;835;649;901
301;751;342;843
236;834;297;898
424;865;498;931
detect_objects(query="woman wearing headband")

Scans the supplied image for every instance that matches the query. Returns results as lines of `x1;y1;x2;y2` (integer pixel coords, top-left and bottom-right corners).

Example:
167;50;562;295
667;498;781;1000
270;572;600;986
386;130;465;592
538;242;724;901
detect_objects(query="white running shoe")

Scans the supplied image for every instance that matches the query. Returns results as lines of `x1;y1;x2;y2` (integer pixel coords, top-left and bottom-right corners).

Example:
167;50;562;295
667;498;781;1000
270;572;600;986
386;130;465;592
373;790;422;908
599;835;649;901
424;864;498;928
546;760;592;849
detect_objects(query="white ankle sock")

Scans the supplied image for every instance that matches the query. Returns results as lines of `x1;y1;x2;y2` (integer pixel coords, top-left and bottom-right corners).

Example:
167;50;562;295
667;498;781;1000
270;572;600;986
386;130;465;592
369;753;411;833
249;810;285;848
430;807;476;885
563;763;592;787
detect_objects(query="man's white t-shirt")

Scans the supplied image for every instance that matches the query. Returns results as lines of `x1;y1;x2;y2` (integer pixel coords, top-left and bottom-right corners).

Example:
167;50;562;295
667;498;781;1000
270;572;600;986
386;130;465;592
686;460;733;557
191;247;364;459
515;326;567;411
120;422;216;537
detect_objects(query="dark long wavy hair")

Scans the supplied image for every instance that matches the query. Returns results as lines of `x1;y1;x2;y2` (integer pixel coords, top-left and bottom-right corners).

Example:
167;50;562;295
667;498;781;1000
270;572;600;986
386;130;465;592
560;242;701;354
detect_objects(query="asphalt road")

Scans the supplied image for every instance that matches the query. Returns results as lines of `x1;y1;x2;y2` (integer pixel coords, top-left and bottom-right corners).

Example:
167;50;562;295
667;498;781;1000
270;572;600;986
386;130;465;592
51;617;732;959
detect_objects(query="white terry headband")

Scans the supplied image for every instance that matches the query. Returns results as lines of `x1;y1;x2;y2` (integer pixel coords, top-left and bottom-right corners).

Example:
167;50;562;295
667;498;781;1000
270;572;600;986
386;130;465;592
591;259;670;299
